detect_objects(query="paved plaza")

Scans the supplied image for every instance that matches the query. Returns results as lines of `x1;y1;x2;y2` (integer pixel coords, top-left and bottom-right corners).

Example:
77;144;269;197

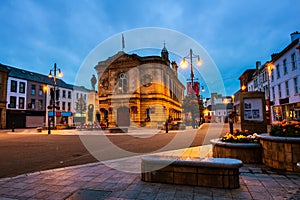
0;142;300;200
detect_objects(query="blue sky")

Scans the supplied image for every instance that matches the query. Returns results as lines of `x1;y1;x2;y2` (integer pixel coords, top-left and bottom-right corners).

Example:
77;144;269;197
1;0;300;97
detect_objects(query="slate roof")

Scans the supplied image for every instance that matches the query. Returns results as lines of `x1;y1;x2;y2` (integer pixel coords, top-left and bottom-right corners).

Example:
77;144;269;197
0;63;74;90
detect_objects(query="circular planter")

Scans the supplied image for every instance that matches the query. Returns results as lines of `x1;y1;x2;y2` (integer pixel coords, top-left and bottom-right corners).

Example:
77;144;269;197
210;138;262;164
258;134;300;172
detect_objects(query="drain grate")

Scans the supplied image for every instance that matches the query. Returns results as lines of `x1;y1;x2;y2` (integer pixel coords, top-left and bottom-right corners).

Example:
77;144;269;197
65;189;111;200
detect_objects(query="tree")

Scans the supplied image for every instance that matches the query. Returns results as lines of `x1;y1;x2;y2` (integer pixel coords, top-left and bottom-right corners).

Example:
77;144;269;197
182;94;204;128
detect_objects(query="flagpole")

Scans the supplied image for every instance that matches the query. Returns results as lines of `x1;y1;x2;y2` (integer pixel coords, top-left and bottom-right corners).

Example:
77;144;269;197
122;34;125;51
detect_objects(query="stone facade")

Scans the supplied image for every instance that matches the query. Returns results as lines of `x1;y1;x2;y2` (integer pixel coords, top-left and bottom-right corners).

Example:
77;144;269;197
0;67;8;128
95;48;185;128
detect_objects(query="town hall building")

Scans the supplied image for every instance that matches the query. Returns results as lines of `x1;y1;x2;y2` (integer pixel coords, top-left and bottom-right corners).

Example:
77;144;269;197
95;45;185;128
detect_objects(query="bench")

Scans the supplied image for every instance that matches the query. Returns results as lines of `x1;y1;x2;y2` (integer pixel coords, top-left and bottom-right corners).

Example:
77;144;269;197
108;127;128;133
141;156;243;189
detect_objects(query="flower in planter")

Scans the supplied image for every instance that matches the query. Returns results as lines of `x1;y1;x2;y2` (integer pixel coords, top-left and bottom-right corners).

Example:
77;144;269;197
221;129;259;143
270;120;300;137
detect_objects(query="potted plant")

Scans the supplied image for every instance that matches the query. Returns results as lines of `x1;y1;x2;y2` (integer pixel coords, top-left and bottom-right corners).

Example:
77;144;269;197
210;129;262;164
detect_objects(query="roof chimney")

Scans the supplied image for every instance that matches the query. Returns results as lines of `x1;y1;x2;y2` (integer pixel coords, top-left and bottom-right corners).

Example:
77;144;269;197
291;31;300;42
256;61;261;70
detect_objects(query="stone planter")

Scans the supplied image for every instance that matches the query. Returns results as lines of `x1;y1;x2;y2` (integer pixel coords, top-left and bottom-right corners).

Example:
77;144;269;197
258;134;300;172
210;138;262;164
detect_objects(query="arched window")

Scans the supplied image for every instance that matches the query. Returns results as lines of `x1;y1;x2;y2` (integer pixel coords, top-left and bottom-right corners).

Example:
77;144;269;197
117;73;127;93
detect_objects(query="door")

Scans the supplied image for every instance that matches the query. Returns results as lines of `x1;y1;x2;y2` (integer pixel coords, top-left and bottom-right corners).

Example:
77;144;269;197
117;106;130;127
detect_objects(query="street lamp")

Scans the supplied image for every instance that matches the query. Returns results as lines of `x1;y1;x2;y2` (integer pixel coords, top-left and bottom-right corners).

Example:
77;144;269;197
180;49;204;128
47;63;62;134
43;85;48;128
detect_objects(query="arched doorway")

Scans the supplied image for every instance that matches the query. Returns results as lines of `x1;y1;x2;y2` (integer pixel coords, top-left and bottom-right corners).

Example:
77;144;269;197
117;106;130;127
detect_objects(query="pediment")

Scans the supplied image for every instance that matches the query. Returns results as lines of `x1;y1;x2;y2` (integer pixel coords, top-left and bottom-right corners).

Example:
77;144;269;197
95;51;140;70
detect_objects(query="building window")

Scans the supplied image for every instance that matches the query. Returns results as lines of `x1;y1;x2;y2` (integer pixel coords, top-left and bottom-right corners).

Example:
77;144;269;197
117;73;127;93
19;82;25;93
62;90;66;98
278;84;282;98
283;59;287;75
291;53;297;70
276;64;280;79
11;80;17;92
76;93;79;99
19;97;25;109
38;86;43;96
84;94;86;100
31;85;36;95
31;99;35;109
294;77;299;94
62;102;66;111
38;100;43;110
146;108;150;119
271;69;274;82
285;81;289;96
68;91;71;99
67;102;71;111
272;87;275;100
9;96;16;108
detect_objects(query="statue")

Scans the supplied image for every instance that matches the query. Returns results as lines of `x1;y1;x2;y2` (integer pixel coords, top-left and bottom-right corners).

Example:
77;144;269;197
91;74;97;91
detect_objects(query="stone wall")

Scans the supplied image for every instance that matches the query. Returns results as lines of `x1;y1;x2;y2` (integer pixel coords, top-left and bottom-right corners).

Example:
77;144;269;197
260;134;300;172
141;157;242;189
212;144;262;164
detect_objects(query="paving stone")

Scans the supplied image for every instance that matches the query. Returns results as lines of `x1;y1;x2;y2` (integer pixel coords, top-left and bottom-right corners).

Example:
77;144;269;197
0;146;300;200
65;189;111;200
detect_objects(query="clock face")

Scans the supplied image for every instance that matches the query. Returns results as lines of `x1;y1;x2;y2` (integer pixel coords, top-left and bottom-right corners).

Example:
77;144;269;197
141;74;153;87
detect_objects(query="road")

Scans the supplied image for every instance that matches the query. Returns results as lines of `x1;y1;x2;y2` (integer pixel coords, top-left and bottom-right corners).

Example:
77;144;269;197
0;123;234;178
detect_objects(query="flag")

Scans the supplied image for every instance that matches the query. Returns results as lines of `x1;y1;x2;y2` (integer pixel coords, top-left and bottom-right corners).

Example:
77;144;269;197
187;82;199;95
122;34;125;50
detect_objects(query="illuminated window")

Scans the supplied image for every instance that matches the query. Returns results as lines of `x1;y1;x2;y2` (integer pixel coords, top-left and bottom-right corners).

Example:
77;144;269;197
117;73;127;93
19;82;25;93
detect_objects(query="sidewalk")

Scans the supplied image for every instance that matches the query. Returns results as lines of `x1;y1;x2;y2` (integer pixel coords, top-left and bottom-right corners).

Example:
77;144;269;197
0;145;299;200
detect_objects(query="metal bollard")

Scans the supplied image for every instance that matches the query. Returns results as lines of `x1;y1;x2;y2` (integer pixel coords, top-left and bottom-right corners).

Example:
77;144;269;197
166;121;168;133
12;122;15;132
229;119;233;134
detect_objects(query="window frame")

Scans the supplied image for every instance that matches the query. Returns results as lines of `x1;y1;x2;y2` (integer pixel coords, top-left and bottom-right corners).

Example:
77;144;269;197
31;84;36;95
19;97;25;109
11;80;17;92
291;53;297;70
285;81;289;96
9;96;16;108
294;77;299;94
19;82;26;93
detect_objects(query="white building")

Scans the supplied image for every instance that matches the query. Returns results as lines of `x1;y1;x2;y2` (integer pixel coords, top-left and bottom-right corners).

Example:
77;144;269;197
45;80;74;127
6;77;27;110
270;32;300;122
204;93;233;123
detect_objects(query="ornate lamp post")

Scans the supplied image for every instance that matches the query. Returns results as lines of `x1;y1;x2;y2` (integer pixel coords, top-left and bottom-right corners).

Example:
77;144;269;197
180;49;204;128
48;63;62;134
